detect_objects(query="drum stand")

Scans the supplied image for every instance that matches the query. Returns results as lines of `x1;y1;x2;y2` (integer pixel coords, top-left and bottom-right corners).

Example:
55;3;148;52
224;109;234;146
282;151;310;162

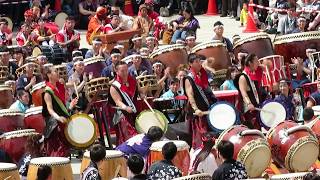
91;99;113;150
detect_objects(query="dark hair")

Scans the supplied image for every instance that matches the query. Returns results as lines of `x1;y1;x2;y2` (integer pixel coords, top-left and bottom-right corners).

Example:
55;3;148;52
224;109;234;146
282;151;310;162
217;140;234;160
214;21;223;27
37;165;52;180
0;46;9;54
191;133;215;173
226;66;238;80
185;30;196;38
304;172;320;180
90;144;106;163
26;134;43;157
65;16;76;21
13;47;23;54
303;107;314;122
43;66;54;81
0;18;8;25
245;53;257;66
127;154;144;175
110;48;121;55
182;6;194;17
17;89;28;98
146;126;163;142
188;53;200;64
170;77;179;85
162;142;177;160
114;61;127;69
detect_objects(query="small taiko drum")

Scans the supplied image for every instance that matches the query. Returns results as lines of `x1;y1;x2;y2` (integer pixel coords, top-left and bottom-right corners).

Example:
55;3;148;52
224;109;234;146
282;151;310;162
136;75;158;92
30;82;46;107
172;173;211;180
148;140;190;176
24;106;45;134
0;129;38;162
0;109;24;132
233;33;274;60
267;121;319;172
84;56;107;78
150;44;188;76
270;172;310;180
0;66;9;83
27;157;73;180
54;64;68;81
0;85;13;109
216;125;271;177
259;101;286;130
135;109;168;134
191;41;231;70
86;77;110;100
0;163;20;180
259;55;287;91
81;150;127;180
64;113;97;149
274;31;320;63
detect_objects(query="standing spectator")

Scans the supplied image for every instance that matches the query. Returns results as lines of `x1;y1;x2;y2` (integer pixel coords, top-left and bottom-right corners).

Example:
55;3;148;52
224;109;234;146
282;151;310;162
221;0;231;17
79;0;98;29
148;142;182;179
0;19;13;46
81;144;106;180
278;2;297;35
62;0;76;15
127;154;148;180
212;140;248;180
240;3;248;26
171;7;199;43
293;16;307;33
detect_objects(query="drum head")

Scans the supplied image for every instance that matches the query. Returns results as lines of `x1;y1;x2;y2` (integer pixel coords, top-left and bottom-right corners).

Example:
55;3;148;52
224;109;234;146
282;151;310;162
135;110;168;134
208;102;239;132
30;157;70;166
312;106;320;116
32;47;42;58
65;114;96;149
0;163;17;170
54;12;68;29
260;101;286;129
0;17;13;31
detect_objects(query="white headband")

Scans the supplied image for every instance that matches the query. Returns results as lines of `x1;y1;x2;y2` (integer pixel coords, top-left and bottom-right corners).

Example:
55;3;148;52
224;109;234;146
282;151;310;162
37;55;46;59
213;25;224;30
74;60;84;65
152;62;163;67
72;51;82;56
111;53;121;57
140;47;149;51
38;135;44;144
146;36;155;40
4;80;15;85
176;39;185;44
92;40;102;45
114;45;124;49
0;51;9;55
73;56;83;61
132;54;141;58
132;37;142;41
186;36;195;40
9;59;16;62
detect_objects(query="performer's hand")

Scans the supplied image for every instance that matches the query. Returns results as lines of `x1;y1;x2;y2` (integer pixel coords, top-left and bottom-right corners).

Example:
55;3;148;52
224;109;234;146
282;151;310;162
83;72;88;82
70;97;79;110
125;106;133;113
195;109;204;117
58;116;67;123
248;103;255;111
30;76;37;86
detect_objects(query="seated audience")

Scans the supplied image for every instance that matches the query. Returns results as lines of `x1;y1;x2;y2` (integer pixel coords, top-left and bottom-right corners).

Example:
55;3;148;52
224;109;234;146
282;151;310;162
10;89;30;113
37;165;52;180
81;144;106;180
127;154;148;180
148;142;182;179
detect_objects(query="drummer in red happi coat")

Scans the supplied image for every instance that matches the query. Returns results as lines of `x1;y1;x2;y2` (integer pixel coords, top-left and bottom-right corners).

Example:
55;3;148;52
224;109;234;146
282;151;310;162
183;53;217;149
0;19;12;46
32;17;55;46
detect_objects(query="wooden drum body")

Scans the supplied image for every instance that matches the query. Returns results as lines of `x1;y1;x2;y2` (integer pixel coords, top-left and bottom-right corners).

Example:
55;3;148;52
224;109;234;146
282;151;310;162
136;75;158;92
86;77;109;101
27;157;73;180
54;64;68;81
84;56;107;78
0;66;9;83
234;33;274;60
0;129;37;162
267;121;319;172
80;150;127;180
274;31;320;63
0;85;13;109
0;109;24;132
148;140;190;176
308;119;320;158
191;41;231;70
24;107;45;134
216;125;271;177
30;82;46;107
0;163;20;180
150;44;188;76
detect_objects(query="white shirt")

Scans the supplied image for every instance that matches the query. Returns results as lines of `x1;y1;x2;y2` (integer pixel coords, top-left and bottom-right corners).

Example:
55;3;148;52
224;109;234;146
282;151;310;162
189;148;218;175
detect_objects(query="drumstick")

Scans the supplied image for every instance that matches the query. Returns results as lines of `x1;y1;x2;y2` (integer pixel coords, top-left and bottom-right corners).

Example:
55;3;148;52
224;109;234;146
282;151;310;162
4;176;11;180
193;111;210;116
254;108;274;114
74;82;79;98
114;165;121;178
143;98;165;127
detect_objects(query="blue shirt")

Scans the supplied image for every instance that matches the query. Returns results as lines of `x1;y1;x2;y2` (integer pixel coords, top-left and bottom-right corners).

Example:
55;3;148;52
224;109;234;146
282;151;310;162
116;134;153;158
220;80;237;90
101;64;115;79
310;91;320;106
9;100;29;113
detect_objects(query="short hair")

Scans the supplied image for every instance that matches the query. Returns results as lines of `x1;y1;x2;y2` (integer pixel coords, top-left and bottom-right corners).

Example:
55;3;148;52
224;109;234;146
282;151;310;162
110;48;121;55
170;77;179;85
303;107;314;122
115;61;127;69
17;89;28;98
146;126;163;142
0;18;8;25
127;154;144;175
65;16;76;21
90;144;106;163
188;53;200;64
162;142;177;160
304;172;320;180
217;140;234;160
37;165;52;180
214;21;223;27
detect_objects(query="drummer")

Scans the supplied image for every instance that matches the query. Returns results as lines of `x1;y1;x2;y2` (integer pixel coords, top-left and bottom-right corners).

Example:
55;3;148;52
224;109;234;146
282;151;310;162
32;17;55;46
85;37;104;59
185;33;196;54
0;46;19;79
274;79;295;120
9;89;30;112
0;19;13;46
183;53;217;149
153;61;171;97
42;66;78;157
109;61;139;144
234;53;263;130
67;51;83;77
212;21;233;55
16;62;42;91
127;35;143;55
128;53;152;78
146;35;157;52
101;48;122;79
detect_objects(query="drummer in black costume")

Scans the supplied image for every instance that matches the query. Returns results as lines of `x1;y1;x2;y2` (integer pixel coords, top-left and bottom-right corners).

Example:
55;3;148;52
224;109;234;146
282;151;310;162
183;53;217;149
